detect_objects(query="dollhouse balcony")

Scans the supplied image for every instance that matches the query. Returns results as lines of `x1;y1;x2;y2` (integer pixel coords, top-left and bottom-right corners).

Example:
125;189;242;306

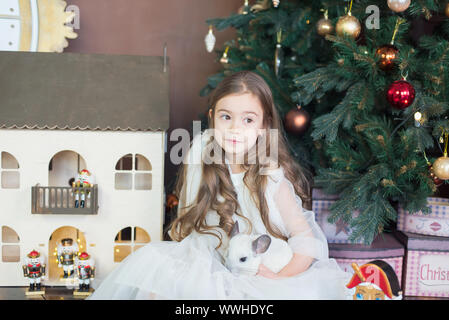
31;185;99;215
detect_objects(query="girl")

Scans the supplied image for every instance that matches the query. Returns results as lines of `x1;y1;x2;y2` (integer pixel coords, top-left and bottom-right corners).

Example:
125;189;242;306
89;71;351;300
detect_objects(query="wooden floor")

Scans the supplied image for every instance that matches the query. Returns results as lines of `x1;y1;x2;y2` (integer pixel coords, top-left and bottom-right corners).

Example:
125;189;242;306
0;286;447;300
0;286;90;300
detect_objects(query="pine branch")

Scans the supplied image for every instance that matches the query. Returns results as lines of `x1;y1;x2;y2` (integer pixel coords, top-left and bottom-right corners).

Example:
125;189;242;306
311;82;366;142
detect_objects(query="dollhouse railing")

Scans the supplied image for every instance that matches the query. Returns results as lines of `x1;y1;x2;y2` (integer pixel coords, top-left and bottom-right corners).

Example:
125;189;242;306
31;184;99;215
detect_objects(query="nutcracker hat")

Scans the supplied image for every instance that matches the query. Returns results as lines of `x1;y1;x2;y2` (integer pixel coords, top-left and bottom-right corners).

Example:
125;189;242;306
27;250;40;258
61;238;73;246
80;169;91;175
346;260;401;299
79;252;90;260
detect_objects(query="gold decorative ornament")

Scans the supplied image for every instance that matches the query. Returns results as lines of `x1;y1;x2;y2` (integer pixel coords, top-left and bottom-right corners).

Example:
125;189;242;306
2;0;78;52
336;13;361;38
433;131;449;180
317;10;333;37
433;157;449;180
220;46;230;64
335;1;361;39
387;0;411;13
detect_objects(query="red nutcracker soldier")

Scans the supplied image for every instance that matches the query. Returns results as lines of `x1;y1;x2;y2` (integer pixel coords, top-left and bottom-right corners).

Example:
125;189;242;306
75;252;95;293
22;250;46;294
72;169;95;208
57;238;79;278
346;260;402;300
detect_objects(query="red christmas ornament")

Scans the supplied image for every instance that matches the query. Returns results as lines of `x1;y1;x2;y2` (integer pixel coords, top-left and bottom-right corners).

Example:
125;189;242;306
376;44;398;71
386;80;415;109
284;105;311;136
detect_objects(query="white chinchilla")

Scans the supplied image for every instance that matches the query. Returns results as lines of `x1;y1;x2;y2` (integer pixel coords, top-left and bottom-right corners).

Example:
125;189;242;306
224;221;293;276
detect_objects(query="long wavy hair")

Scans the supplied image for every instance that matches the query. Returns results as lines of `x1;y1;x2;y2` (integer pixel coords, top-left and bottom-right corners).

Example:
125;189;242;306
169;71;312;248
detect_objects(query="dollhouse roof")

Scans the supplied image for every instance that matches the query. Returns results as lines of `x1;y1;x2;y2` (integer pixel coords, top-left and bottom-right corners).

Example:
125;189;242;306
0;51;169;131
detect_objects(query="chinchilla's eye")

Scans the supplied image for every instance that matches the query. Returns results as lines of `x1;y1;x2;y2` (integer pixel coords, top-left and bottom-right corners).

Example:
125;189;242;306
239;257;247;262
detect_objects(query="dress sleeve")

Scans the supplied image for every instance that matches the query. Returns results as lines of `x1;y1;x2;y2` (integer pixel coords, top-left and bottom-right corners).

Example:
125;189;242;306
267;169;329;261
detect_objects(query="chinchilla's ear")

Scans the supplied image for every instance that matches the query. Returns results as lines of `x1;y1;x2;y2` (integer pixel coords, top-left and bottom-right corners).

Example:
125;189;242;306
252;235;271;255
229;221;240;238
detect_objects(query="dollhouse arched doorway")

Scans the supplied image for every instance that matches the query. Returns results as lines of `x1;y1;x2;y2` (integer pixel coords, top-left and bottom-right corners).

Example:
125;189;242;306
48;226;86;283
48;150;87;187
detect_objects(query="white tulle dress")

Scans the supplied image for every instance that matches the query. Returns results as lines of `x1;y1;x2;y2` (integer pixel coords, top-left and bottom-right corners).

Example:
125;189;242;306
88;131;351;300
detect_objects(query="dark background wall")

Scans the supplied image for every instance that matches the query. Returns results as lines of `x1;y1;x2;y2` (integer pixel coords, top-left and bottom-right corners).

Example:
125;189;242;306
65;0;242;192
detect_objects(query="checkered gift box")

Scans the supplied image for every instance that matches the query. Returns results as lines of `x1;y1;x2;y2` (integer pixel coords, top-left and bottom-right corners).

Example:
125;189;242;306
396;231;449;298
329;233;404;286
397;197;449;238
312;189;363;244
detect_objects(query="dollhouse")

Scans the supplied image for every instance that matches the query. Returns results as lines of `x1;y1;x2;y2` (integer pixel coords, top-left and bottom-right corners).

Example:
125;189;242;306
0;50;169;286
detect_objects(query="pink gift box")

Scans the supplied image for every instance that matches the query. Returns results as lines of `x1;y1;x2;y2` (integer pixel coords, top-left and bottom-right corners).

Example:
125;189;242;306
311;188;340;201
397;197;449;238
396;231;449;298
313;200;364;244
329;233;404;286
312;189;363;244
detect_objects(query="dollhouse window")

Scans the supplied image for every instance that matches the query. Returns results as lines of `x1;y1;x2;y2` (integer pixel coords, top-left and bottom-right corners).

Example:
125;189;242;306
113;226;151;262
1;226;20;263
1;152;20;189
114;154;152;190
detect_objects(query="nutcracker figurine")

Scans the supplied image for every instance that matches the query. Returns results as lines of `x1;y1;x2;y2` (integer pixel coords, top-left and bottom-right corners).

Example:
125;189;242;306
72;169;95;208
75;251;95;294
22;249;46;294
346;260;402;300
57;238;79;278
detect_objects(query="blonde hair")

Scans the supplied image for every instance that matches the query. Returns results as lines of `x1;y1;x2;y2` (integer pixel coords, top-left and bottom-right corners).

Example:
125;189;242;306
169;71;312;248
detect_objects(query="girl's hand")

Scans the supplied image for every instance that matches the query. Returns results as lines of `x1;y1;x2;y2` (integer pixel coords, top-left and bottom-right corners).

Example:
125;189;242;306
256;264;281;279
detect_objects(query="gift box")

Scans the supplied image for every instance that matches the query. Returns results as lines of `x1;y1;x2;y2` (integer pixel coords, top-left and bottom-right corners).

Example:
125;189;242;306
329;233;405;286
311;188;340;201
395;231;449;298
397;197;449;238
312;188;363;244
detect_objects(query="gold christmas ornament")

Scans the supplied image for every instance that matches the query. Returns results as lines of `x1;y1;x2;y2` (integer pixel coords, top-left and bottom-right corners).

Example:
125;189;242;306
433;131;449;180
317;18;334;36
445;3;449;18
220;46;230;64
317;9;333;37
336;13;361;39
387;0;411;13
204;25;216;53
433;157;449;180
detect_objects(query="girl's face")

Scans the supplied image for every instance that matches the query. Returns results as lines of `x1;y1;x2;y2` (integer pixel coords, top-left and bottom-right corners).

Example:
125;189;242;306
211;92;264;163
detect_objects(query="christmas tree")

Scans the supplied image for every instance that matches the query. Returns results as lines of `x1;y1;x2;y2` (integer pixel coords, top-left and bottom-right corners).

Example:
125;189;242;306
200;0;331;169
201;0;449;244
